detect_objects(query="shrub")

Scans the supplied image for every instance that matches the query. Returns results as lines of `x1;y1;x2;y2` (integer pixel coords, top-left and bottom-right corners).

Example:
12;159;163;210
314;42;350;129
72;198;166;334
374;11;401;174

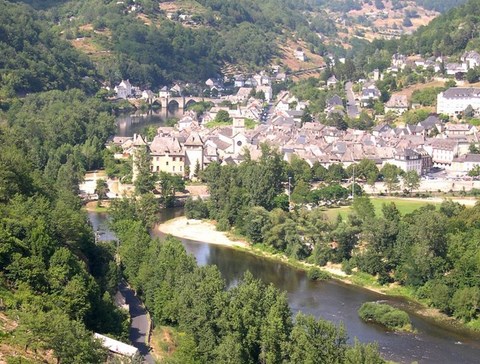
342;259;353;275
184;197;209;219
216;217;230;231
307;267;330;281
358;302;412;331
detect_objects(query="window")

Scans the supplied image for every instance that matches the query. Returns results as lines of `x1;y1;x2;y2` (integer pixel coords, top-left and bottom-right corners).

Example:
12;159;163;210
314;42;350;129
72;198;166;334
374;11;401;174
166;161;169;166
173;157;176;161
173;166;175;172
156;166;159;172
180;166;183;171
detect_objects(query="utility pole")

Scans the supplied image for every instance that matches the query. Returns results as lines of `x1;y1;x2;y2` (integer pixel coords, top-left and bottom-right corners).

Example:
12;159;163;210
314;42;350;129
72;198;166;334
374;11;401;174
288;176;292;212
352;165;355;202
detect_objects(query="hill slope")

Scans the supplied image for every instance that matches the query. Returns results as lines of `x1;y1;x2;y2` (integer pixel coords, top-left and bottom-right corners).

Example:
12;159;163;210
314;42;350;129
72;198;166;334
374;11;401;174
0;0;97;97
399;0;480;56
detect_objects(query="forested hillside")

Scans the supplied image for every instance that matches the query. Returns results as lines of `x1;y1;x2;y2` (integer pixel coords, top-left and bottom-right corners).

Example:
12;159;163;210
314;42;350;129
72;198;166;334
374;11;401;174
349;0;480;75
399;0;480;55
0;90;126;363
0;1;97;97
414;0;468;12
46;0;328;87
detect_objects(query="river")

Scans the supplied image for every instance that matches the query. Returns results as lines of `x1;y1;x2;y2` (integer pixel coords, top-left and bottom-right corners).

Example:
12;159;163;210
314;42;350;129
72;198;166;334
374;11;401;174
115;108;183;137
88;210;480;364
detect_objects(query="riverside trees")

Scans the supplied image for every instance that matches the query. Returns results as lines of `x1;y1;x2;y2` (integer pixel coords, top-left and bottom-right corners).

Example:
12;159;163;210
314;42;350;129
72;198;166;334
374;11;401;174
110;199;385;363
186;151;480;326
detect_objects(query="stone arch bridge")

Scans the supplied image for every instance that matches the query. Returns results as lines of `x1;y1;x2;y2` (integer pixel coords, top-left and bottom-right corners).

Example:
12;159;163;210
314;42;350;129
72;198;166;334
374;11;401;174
147;96;217;109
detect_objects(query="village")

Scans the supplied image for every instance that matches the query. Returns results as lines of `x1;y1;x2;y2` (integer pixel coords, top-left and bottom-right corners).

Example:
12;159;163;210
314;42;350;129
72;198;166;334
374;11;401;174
85;49;480;200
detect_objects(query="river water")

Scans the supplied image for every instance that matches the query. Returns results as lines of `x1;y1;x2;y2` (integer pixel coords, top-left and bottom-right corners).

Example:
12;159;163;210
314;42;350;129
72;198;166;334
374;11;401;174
115;108;183;137
88;209;480;364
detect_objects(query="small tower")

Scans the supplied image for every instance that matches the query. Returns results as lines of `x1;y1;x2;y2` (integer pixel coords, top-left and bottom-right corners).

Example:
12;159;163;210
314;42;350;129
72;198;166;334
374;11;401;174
131;134;148;183
184;132;204;180
232;116;245;135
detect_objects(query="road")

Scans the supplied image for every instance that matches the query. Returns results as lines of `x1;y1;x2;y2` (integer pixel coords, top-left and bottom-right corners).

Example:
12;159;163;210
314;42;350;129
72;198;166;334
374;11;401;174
119;281;154;364
345;81;359;118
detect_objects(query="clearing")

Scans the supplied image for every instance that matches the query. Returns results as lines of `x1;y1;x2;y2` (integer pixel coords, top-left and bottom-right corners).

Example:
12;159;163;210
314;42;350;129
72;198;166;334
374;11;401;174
321;196;443;220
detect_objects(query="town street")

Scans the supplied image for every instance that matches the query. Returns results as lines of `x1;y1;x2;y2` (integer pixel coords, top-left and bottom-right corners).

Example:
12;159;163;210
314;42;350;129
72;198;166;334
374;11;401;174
345;81;359;118
118;281;154;364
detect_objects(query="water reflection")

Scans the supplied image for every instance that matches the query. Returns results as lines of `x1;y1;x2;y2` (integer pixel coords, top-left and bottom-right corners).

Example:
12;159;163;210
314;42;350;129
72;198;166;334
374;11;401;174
115;108;183;137
175;239;480;364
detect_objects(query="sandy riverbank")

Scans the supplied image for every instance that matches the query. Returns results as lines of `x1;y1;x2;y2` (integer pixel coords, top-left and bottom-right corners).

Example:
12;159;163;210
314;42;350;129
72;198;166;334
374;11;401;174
158;217;347;277
158;217;249;249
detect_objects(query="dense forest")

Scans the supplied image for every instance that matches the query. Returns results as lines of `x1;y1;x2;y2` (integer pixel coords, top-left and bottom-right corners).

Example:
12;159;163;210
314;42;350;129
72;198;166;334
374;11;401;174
109;197;385;363
0;0;98;96
0;90;126;363
184;150;480;329
399;0;480;56
413;0;468;12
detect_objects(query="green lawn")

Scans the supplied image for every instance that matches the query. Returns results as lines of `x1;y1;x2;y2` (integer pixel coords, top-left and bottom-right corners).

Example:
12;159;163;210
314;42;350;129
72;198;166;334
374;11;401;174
322;197;439;220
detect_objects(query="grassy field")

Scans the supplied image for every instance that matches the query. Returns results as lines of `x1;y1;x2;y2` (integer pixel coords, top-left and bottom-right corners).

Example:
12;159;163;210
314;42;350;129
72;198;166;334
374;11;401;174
322;197;439;221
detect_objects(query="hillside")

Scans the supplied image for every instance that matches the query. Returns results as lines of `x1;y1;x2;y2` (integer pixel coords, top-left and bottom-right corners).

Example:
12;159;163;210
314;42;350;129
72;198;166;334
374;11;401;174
0;0;97;97
397;0;480;57
4;0;449;89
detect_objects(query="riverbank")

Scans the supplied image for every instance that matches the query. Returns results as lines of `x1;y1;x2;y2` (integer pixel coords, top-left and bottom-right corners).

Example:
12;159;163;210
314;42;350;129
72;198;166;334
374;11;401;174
157;216;475;333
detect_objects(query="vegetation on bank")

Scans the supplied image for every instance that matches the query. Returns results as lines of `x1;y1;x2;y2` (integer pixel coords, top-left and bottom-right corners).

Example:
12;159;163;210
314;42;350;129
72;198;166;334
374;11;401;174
109;197;386;363
182;149;480;329
358;302;413;332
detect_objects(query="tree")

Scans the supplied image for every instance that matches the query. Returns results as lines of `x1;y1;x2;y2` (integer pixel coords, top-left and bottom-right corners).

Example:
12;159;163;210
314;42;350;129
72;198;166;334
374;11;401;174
466;68;479;84
452;286;480;322
381;164;401;194
95;179;108;202
345;338;385;364
301;106;313;125
291;180;311;204
134;146;156;194
326;163;347;183
288;313;347;364
469;143;480;154
352;196;375;222
468;165;480;177
289;155;312;183
214;110;232;123
312;162;328;181
403;170;420;194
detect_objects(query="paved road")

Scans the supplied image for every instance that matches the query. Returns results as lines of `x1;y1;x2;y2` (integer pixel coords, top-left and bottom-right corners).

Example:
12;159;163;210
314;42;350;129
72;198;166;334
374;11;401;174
345;81;359;118
119;281;154;364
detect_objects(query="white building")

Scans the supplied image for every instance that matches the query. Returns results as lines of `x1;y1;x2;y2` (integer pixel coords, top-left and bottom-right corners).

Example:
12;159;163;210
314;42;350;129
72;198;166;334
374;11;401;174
437;87;480;116
450;153;480;174
390;148;422;175
385;94;408;114
94;333;139;358
428;139;459;167
114;80;133;99
461;51;480;70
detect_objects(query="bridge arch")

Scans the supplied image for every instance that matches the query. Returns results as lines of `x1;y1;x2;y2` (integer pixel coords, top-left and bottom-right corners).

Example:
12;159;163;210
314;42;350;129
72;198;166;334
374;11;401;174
151;99;162;108
167;99;180;110
185;98;197;109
